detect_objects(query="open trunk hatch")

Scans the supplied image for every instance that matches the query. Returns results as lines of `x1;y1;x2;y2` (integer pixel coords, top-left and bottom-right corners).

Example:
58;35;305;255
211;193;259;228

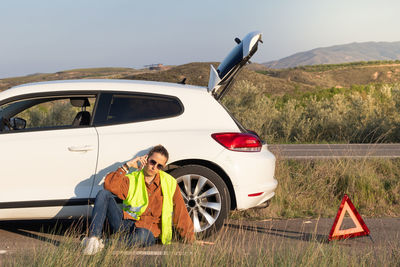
208;31;262;101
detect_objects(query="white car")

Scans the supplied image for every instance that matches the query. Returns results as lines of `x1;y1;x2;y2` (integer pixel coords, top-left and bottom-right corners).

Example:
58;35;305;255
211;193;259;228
0;32;277;236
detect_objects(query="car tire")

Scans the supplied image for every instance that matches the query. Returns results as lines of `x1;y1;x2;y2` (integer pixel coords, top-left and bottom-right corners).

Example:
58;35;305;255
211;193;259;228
169;164;231;238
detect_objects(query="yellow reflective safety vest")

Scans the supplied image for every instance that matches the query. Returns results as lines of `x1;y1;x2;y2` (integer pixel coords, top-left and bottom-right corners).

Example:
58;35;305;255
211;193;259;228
122;170;177;245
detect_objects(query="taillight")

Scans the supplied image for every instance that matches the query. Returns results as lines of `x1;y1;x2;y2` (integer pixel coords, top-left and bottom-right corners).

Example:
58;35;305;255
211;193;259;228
211;132;262;152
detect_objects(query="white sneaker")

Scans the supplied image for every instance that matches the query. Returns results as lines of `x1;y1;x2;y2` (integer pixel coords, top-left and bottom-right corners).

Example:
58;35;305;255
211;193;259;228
82;236;104;255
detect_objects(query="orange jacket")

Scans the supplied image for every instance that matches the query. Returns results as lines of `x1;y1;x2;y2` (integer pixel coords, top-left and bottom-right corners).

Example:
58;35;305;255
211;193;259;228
104;168;195;242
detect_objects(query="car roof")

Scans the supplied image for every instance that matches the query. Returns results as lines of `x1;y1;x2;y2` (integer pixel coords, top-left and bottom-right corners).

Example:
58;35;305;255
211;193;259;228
0;79;208;100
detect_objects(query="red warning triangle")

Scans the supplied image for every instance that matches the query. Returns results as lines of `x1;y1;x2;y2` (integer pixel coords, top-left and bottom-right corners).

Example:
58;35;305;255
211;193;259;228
328;194;370;241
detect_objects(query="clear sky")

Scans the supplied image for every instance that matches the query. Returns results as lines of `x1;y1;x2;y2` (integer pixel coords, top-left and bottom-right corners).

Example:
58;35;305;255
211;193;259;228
1;0;399;78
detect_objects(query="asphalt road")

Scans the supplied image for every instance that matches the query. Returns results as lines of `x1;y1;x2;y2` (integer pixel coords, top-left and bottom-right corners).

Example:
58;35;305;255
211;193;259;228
0;217;399;262
268;143;400;159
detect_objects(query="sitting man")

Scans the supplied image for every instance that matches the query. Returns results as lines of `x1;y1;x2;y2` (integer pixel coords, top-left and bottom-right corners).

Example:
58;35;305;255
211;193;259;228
83;145;195;255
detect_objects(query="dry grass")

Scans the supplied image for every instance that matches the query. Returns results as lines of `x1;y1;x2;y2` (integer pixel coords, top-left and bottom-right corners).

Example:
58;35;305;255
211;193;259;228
2;218;399;266
234;158;400;220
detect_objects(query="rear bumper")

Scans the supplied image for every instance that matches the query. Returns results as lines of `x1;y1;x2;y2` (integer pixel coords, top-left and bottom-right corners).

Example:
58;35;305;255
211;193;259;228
234;179;278;210
213;144;277;210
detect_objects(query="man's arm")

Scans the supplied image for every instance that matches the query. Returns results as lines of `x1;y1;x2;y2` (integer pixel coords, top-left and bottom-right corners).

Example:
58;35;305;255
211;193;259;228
104;167;129;200
172;184;195;243
104;156;146;200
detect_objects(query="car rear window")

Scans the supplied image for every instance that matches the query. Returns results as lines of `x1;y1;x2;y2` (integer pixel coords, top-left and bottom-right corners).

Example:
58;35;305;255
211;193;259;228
105;94;183;124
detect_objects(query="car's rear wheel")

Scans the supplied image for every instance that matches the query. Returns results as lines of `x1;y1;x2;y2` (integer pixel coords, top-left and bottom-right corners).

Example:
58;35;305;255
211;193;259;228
170;165;230;238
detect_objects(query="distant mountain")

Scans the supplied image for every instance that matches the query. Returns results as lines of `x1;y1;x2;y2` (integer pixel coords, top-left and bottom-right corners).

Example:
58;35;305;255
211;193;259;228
264;41;400;69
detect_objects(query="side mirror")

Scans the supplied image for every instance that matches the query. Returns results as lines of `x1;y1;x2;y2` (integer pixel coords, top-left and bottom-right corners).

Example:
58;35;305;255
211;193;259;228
10;117;27;130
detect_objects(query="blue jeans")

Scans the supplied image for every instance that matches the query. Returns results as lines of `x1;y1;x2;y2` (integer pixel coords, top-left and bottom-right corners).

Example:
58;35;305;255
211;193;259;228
89;189;156;247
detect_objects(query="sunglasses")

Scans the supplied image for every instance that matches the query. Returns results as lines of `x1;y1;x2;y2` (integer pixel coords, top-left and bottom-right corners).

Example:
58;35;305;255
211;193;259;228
148;159;164;170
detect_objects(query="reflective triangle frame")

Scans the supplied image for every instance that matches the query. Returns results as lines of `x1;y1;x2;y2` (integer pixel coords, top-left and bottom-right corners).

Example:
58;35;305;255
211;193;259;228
328;194;370;241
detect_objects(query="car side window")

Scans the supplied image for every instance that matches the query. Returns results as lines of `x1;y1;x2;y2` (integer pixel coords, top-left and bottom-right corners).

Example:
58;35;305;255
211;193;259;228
105;94;183;124
0;95;96;132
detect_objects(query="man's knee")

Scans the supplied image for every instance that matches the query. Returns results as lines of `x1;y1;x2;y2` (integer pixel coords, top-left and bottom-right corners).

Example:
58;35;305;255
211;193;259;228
95;189;113;200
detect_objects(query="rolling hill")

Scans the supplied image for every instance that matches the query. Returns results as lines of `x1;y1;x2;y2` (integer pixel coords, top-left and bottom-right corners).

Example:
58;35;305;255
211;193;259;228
264;41;400;69
1;61;400;97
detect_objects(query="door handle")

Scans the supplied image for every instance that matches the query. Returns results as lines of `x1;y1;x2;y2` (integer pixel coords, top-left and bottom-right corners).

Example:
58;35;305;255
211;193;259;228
68;145;95;152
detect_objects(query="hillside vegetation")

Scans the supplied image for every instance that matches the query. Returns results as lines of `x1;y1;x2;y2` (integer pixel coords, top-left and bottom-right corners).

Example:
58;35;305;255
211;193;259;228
224;81;400;143
0;67;142;92
3;61;400;94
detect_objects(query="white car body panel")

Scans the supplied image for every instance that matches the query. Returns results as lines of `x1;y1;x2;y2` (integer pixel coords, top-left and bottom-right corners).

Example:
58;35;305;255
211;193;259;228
0;127;98;219
216;144;277;210
0;127;98;202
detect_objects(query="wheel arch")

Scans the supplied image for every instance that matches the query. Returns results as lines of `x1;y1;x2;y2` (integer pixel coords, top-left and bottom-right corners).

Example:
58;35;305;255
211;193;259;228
166;159;237;210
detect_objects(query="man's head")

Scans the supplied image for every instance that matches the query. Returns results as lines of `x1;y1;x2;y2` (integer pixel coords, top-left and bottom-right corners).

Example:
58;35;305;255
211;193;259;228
143;145;169;177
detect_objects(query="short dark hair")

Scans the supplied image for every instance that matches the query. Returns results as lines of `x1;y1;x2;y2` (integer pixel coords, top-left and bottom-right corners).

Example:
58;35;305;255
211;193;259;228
148;145;169;162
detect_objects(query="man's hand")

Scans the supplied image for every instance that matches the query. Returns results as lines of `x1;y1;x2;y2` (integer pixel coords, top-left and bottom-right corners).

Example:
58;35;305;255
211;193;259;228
126;155;147;170
194;240;215;246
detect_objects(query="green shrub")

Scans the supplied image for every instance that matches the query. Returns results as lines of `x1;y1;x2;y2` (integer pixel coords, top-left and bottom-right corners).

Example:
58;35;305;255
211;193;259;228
20;101;82;128
223;81;400;144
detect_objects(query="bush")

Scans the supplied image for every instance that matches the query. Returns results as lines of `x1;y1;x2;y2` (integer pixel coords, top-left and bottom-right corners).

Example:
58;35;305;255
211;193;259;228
20;101;79;128
223;81;400;144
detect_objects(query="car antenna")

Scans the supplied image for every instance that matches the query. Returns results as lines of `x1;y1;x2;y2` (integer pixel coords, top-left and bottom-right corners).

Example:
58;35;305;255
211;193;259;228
234;38;241;44
179;78;186;85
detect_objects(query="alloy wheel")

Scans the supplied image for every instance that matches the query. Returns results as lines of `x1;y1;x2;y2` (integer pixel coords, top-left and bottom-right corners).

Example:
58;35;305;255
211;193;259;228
176;174;222;232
